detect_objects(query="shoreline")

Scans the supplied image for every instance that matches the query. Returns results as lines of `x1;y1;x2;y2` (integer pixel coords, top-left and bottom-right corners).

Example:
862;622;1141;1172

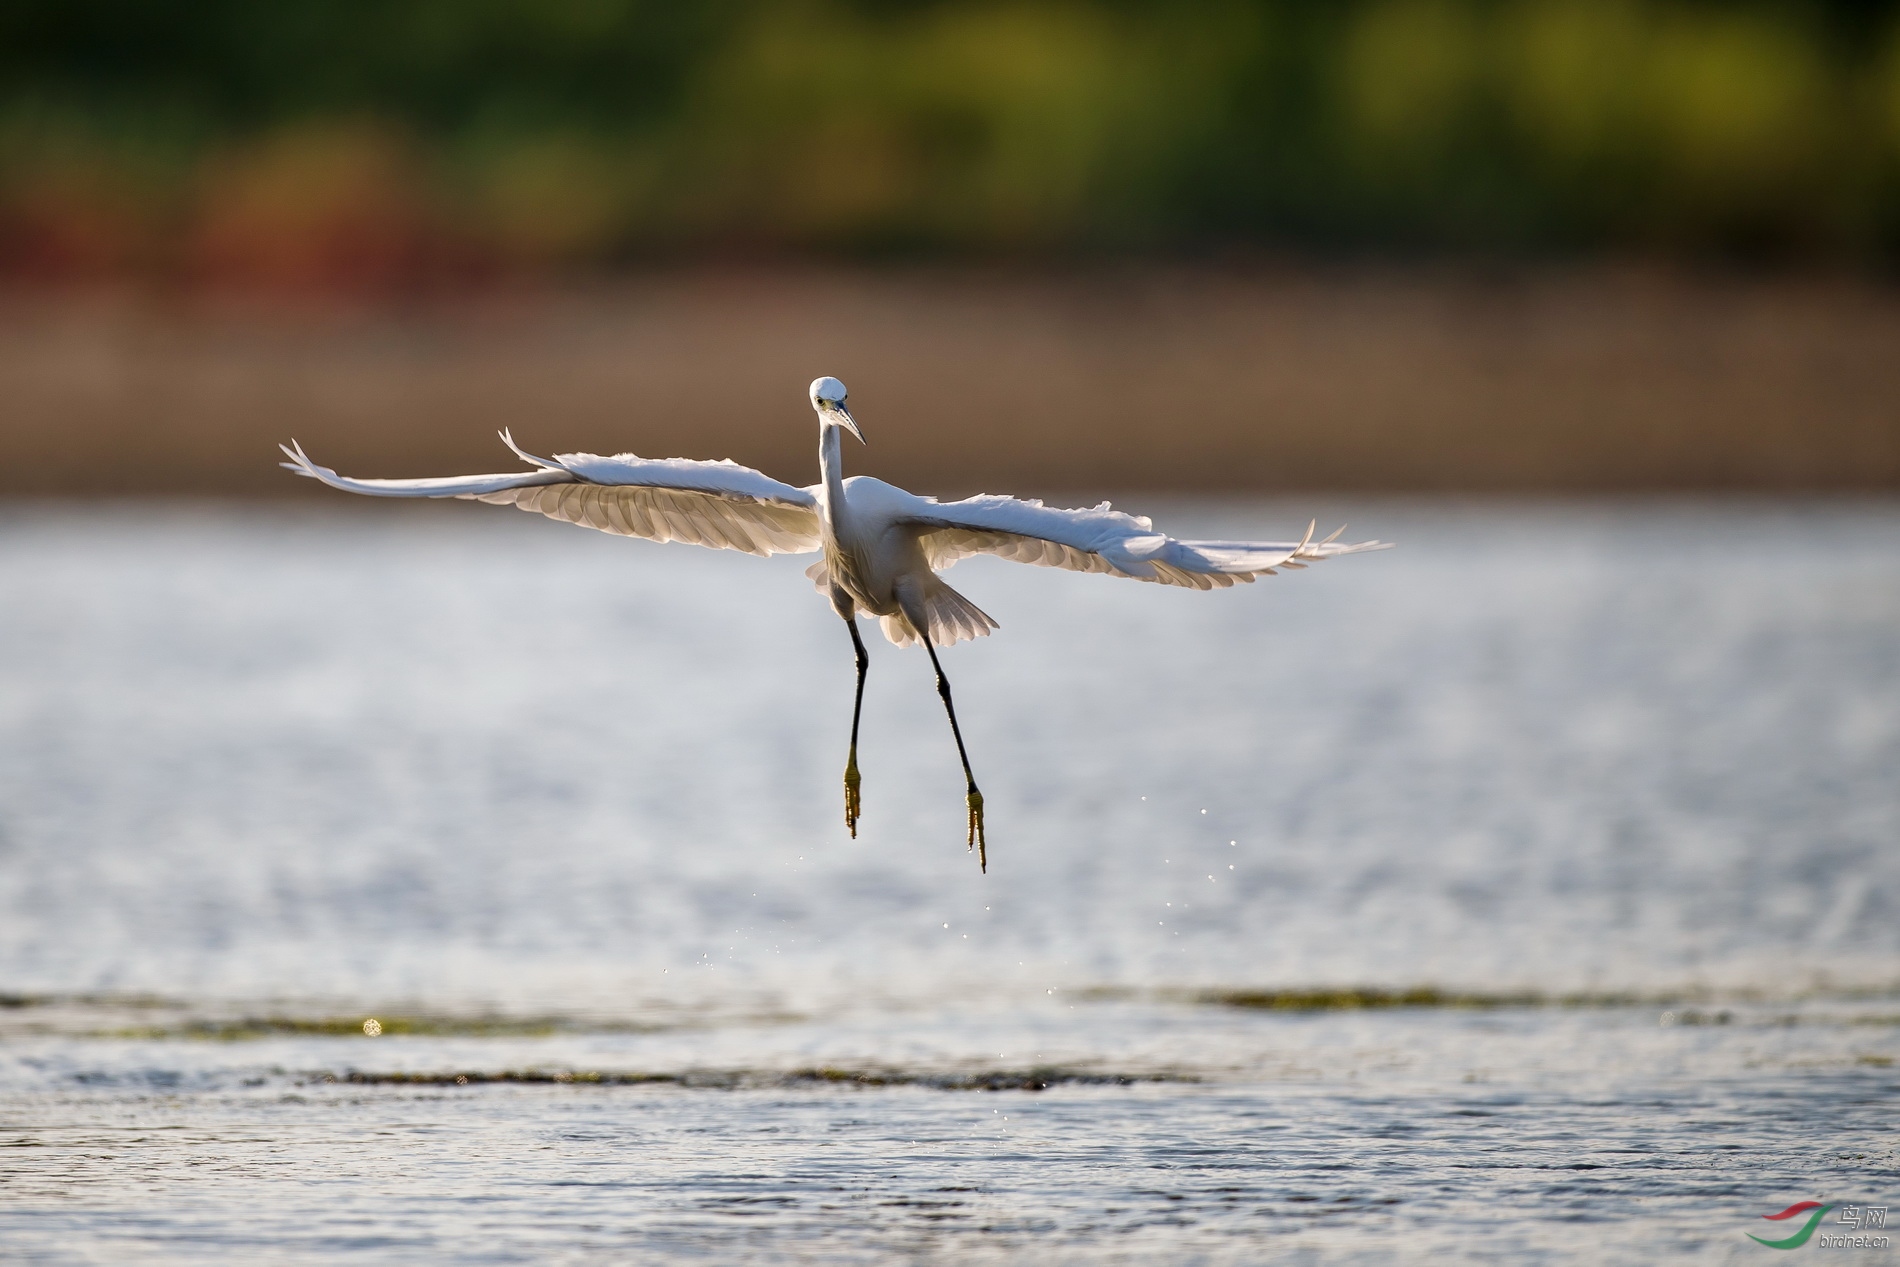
3;263;1896;496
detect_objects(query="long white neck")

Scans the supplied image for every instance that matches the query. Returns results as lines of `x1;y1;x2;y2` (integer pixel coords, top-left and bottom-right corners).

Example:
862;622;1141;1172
818;421;847;522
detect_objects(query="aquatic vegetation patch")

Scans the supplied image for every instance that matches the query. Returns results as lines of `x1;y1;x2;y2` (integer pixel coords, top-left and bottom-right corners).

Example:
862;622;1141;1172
0;991;180;1011
1195;987;1652;1011
89;1013;700;1041
101;1015;574;1040
1195;987;1900;1018
326;1066;1198;1092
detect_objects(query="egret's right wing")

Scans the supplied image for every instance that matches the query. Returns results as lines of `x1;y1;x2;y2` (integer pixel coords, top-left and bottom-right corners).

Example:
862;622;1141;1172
281;434;822;557
903;493;1389;589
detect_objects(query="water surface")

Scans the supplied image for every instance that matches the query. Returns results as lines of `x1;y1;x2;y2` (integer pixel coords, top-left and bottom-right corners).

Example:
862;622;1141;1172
0;500;1895;1262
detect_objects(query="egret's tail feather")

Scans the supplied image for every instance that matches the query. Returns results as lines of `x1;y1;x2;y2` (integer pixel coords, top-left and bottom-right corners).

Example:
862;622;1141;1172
880;580;998;648
813;555;998;648
877;614;911;645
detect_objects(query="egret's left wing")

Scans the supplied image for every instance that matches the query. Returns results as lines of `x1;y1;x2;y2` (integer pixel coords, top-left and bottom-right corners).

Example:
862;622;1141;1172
281;434;822;557
903;494;1389;590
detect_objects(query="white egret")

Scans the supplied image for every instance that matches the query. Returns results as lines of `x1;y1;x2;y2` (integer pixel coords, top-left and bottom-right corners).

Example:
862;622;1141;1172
281;375;1388;870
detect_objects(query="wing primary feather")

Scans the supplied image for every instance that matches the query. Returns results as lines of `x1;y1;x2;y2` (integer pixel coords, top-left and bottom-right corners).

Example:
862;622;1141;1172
500;429;565;471
601;491;636;537
278;440;573;497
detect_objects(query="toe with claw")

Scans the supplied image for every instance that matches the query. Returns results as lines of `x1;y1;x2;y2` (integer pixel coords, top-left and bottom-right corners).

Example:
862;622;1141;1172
844;750;862;838
966;788;986;872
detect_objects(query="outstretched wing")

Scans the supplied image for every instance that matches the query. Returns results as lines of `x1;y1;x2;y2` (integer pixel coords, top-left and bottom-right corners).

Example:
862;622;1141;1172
280;433;822;557
903;495;1389;590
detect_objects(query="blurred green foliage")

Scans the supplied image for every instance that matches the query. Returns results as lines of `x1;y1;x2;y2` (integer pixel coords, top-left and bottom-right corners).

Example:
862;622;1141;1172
3;0;1899;283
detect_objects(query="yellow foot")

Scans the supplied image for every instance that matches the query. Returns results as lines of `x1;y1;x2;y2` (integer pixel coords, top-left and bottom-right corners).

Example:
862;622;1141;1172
844;751;862;839
966;788;986;872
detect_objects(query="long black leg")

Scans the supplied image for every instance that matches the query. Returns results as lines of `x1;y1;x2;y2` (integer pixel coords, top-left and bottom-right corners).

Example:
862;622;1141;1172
920;630;987;872
843;616;870;837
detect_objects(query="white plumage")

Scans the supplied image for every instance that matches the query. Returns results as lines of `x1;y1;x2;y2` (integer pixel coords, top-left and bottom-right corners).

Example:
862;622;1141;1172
281;375;1388;869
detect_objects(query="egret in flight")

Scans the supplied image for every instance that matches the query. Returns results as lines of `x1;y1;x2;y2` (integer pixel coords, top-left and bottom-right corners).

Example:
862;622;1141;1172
281;376;1387;871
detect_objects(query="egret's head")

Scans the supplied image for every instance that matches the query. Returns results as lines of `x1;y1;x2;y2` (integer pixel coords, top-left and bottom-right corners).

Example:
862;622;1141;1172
809;376;863;443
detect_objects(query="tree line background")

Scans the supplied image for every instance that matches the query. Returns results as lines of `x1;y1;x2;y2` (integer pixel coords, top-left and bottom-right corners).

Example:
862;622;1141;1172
4;0;1899;289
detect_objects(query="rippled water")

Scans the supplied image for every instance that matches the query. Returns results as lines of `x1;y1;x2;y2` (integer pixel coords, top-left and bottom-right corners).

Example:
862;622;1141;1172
1;499;1896;1262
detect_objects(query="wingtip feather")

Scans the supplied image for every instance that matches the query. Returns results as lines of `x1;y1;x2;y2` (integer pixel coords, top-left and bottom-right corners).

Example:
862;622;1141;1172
501;429;564;472
279;441;323;477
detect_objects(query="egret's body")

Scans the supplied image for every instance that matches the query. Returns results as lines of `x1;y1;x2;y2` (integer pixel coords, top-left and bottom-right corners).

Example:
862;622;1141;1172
282;376;1388;870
